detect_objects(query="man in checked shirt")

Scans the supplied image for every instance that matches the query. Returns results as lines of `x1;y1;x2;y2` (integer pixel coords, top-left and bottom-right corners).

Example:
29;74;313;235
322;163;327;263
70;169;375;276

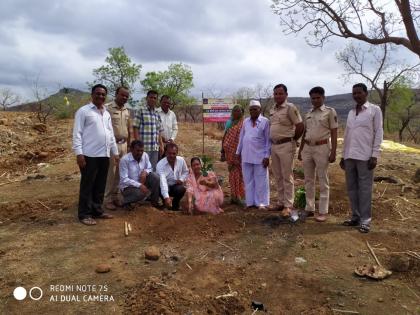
133;90;164;171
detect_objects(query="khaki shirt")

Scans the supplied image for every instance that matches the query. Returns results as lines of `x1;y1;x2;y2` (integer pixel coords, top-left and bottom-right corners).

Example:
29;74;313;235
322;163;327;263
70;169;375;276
304;105;338;142
106;101;131;140
269;101;302;140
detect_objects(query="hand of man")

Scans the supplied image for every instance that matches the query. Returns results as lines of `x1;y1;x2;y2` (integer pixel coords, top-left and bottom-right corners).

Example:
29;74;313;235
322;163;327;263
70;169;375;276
139;171;147;184
329;152;336;163
164;197;172;208
76;155;86;169
339;158;345;170
113;155;120;164
367;157;377;170
139;184;150;195
175;179;184;185
262;158;269;168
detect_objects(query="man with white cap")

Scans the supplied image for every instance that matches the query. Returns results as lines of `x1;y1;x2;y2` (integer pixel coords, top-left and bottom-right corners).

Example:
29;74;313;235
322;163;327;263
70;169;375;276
235;100;271;210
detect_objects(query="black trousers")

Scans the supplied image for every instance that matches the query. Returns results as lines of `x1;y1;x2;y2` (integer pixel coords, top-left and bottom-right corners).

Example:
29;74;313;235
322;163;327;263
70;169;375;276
168;184;186;210
78;156;109;220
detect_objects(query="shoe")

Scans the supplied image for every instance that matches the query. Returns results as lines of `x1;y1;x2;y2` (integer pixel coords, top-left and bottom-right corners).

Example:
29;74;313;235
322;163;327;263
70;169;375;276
93;213;114;219
359;224;370;233
258;206;268;210
80;217;97;226
280;207;292;217
105;202;117;210
342;219;359;227
315;214;327;222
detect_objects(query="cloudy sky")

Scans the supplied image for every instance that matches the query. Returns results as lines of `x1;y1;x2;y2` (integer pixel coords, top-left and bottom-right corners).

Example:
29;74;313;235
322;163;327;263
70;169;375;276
0;0;413;101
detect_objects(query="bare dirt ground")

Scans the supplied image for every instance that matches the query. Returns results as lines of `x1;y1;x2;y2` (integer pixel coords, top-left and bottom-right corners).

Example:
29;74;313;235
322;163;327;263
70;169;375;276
0;111;419;315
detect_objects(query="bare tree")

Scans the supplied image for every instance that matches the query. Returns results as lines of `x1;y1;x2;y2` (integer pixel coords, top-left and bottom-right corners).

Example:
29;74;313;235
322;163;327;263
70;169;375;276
0;88;20;110
271;0;420;58
254;83;274;116
337;42;420;124
32;78;56;124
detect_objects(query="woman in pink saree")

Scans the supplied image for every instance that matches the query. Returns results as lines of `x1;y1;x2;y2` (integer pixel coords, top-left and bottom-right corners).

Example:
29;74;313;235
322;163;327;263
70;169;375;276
186;157;224;214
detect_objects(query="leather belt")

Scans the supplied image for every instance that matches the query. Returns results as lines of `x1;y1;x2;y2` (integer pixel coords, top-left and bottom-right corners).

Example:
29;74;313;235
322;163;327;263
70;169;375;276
271;137;293;145
304;139;328;146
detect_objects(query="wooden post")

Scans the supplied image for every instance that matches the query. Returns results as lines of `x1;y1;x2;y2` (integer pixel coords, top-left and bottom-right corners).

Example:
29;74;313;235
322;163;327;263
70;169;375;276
202;92;205;155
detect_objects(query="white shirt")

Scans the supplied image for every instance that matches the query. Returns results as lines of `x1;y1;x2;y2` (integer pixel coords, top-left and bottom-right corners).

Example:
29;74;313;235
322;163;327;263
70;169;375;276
156;156;189;199
72;103;118;157
119;152;152;190
157;108;178;141
342;102;383;161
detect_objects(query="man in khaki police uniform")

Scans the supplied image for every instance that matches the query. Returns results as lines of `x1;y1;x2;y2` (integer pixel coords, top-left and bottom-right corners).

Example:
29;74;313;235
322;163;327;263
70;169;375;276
104;86;133;210
269;83;304;217
298;86;338;222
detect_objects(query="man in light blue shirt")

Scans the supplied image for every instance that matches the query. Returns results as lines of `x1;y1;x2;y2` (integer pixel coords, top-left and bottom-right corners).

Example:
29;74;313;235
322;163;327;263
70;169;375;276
119;140;160;208
235;100;271;210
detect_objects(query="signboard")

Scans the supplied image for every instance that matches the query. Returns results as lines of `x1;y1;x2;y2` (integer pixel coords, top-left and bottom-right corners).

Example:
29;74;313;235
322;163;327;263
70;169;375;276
202;98;235;123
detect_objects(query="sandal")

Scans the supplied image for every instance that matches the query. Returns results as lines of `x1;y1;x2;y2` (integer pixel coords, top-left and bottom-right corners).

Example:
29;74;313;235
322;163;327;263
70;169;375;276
342;219;359;227
280;207;292;218
359;224;370;233
315;214;327;222
80;217;97;226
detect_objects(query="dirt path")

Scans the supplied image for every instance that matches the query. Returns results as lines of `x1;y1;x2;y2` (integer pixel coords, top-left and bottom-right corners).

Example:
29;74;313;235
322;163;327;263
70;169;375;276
0;113;419;314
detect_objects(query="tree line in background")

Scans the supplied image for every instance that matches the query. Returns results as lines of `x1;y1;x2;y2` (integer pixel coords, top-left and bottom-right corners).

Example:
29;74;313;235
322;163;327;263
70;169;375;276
3;0;420;142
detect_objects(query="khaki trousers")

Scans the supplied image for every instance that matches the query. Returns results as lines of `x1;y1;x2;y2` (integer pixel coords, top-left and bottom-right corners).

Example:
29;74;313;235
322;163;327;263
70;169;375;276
301;144;330;214
104;142;128;204
271;141;296;208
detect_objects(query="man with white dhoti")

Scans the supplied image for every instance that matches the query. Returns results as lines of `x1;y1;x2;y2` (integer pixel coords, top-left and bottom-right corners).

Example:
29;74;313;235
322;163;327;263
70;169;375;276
235;100;271;210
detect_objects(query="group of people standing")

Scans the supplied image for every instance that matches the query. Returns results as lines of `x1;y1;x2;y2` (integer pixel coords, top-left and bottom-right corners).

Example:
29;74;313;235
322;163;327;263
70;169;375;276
72;81;383;234
72;84;223;226
221;83;383;233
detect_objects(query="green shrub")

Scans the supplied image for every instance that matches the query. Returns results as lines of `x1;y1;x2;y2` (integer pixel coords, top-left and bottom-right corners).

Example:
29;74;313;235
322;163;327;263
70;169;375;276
294;186;306;209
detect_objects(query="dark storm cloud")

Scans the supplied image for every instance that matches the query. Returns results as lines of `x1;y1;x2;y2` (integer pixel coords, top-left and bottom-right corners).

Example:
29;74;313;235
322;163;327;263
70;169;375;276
0;0;354;98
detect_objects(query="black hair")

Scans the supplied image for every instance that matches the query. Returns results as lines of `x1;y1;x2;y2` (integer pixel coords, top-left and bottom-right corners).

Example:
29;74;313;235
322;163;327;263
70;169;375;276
116;86;129;95
160;95;171;102
191;157;201;165
353;83;368;93
130;140;144;149
273;84;288;93
166;142;178;152
91;84;107;94
309;86;325;96
147;90;158;97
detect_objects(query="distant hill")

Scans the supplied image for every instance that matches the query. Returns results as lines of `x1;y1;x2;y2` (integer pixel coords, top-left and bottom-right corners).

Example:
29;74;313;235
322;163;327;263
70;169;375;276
8;88;91;112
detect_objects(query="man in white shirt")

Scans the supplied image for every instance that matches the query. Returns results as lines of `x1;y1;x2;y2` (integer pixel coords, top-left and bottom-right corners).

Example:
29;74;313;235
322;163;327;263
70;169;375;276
119;140;160;208
72;84;119;226
156;143;189;211
157;95;178;144
340;83;383;233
